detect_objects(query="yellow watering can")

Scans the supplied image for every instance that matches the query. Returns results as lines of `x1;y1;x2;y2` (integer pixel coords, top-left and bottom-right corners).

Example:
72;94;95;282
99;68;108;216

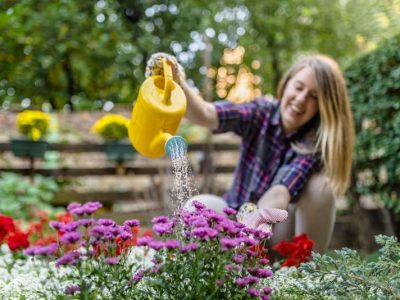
129;59;187;158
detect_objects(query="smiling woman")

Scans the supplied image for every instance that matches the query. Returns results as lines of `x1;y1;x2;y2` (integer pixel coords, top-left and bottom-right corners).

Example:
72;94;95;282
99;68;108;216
146;53;354;254
279;67;319;135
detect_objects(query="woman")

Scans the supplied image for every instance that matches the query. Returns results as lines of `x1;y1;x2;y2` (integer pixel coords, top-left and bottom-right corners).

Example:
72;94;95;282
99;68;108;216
146;53;354;253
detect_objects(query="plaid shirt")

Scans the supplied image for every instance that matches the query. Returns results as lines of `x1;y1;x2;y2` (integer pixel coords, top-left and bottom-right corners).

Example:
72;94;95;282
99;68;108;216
213;96;321;209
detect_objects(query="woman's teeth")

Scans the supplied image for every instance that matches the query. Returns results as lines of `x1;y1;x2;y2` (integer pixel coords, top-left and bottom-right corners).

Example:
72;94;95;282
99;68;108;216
290;105;303;114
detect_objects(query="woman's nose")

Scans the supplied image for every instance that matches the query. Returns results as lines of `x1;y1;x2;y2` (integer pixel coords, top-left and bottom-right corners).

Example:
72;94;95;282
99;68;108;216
295;91;308;104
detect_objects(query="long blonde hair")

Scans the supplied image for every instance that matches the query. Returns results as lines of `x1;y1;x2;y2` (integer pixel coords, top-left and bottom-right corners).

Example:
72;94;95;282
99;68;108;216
277;54;355;197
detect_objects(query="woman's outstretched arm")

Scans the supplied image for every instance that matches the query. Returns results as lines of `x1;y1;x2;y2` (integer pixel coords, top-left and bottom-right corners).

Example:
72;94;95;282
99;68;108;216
181;81;219;130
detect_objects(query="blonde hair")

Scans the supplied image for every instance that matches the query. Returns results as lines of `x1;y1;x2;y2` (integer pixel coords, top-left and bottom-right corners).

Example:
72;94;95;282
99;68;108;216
277;54;355;197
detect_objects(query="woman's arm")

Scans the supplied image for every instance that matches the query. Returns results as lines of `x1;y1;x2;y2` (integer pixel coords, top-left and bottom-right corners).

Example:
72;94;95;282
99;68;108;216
181;81;219;130
257;185;291;210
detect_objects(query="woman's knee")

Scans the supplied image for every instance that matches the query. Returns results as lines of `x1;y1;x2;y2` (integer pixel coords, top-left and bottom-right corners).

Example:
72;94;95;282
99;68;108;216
298;173;335;209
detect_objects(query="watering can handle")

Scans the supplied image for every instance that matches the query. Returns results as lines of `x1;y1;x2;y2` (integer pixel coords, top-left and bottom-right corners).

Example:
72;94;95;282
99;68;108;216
162;58;173;105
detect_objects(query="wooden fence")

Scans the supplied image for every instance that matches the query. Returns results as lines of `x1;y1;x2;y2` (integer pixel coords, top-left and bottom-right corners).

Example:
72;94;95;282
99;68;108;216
0;141;239;223
0;141;394;252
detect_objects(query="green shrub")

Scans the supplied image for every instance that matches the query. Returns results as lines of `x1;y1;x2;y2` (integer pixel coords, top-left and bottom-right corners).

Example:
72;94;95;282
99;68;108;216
0;172;60;220
267;235;400;299
346;33;400;213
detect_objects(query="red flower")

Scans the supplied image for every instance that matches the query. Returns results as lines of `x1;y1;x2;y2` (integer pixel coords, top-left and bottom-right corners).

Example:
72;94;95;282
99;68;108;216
0;215;16;243
272;233;315;268
7;231;30;251
33;235;57;246
272;240;296;257
281;257;298;267
56;212;74;224
249;243;270;260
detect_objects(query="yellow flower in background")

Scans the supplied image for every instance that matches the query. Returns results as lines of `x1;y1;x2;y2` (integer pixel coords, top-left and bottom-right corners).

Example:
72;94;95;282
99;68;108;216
91;114;130;141
16;110;51;141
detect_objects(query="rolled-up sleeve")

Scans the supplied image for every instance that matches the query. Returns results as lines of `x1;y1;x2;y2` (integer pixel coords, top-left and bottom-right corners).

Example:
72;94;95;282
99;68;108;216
271;154;321;202
213;97;275;138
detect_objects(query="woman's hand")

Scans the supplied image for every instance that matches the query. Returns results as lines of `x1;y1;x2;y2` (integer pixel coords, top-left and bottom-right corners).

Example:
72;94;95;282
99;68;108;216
145;52;186;85
238;203;288;233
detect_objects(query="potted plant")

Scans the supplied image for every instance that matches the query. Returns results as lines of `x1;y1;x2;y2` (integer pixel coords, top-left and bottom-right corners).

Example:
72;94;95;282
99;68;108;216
10;110;50;158
91;114;135;162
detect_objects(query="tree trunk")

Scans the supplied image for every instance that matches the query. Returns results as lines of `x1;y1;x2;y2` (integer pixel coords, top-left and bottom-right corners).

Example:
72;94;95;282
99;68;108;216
63;52;75;112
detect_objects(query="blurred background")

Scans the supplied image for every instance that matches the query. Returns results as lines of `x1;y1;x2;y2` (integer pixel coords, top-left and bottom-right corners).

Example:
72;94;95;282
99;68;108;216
0;0;400;254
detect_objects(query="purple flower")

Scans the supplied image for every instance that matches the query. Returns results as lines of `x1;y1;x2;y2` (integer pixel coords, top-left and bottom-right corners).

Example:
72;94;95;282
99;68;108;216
216;279;224;286
259;258;270;265
104;232;114;240
56;251;81;267
23;247;37;256
205;211;226;223
123;219;140;227
238;237;257;247
60;232;82;244
61;221;80;232
150;264;162;274
67;202;81;212
216;221;239;235
24;243;58;256
191;200;206;210
232;254;245;263
104;257;119;265
78;219;95;227
191;218;209;228
109;226;123;236
137;236;153;246
191;227;219;239
235;276;259;287
223;207;237;216
180;242;199;253
254;268;273;278
253;230;272;240
152;216;169;224
245;275;259;285
165;239;180;249
260;294;272;300
153;222;173;235
246;288;260;297
118;231;133;241
82;201;102;214
262;287;272;295
90;225;109;239
132;269;145;283
220;238;238;250
49;221;63;231
225;264;240;272
206;228;219;238
148;240;164;251
191;227;211;238
65;285;81;295
97;219;116;227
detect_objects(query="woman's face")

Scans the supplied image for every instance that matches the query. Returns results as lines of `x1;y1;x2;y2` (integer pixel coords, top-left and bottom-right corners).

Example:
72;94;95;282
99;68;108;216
280;66;319;134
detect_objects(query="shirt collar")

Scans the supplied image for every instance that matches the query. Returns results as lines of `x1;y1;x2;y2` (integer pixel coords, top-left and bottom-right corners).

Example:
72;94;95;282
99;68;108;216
271;102;299;141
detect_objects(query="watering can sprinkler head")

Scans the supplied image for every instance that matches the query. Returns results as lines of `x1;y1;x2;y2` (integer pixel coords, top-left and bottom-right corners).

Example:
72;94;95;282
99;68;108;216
165;135;188;158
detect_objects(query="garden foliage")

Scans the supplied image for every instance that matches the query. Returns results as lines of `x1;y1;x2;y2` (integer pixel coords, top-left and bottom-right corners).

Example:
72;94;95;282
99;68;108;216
346;33;400;214
0;172;60;220
267;235;400;299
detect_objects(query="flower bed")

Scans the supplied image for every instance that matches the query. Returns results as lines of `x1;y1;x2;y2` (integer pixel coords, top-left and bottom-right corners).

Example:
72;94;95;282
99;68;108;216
0;200;399;299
